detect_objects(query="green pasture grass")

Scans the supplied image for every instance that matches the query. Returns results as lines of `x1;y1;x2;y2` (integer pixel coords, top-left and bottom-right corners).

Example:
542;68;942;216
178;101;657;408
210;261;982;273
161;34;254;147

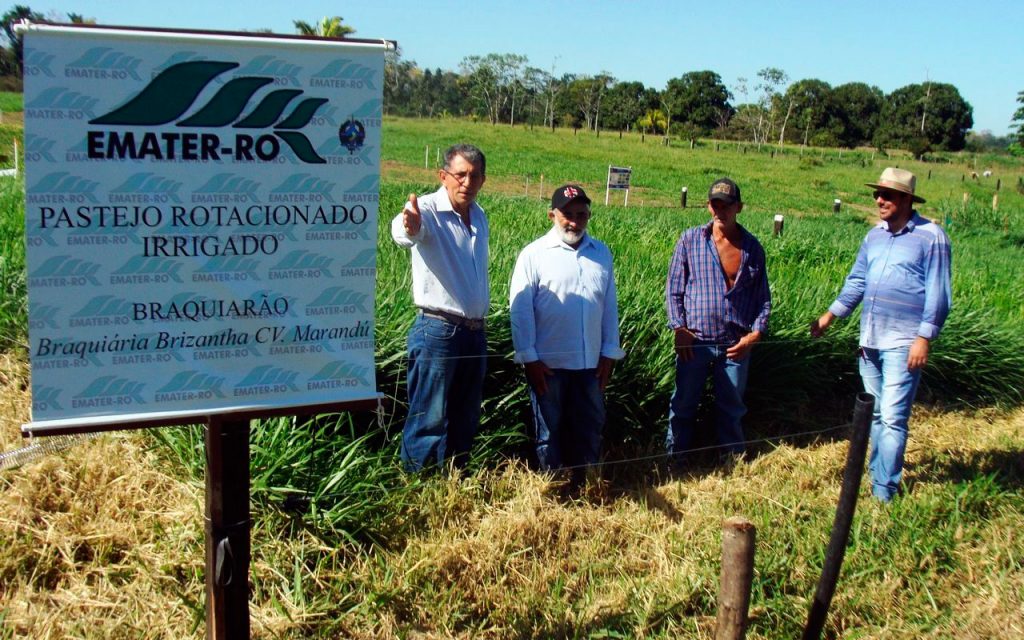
0;177;25;353
383;117;1024;222
0;92;21;113
3;115;1024;528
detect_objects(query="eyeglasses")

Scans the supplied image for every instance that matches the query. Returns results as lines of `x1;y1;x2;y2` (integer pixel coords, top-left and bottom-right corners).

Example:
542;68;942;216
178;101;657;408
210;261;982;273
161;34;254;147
873;190;901;201
442;169;482;185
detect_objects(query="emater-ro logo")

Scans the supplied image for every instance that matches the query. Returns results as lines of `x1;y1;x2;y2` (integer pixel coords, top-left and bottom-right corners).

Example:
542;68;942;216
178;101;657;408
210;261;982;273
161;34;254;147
86;61;330;164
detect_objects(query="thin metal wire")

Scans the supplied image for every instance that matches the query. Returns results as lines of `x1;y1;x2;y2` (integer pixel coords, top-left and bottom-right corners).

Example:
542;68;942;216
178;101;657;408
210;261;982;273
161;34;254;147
0;433;98;471
306;420;857;502
4;331;860;471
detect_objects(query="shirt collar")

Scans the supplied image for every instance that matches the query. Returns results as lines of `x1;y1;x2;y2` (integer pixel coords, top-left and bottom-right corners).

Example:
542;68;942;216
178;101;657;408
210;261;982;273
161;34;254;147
434;185;478;221
701;221;749;244
877;210;921;235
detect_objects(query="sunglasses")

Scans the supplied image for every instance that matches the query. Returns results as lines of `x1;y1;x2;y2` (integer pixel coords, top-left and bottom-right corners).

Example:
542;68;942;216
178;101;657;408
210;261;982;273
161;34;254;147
872;190;902;201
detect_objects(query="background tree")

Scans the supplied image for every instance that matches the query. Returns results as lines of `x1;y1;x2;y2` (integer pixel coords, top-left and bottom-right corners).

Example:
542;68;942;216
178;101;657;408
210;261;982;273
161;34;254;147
383;48;417;116
874;82;973;151
293;16;356;38
1011;90;1024;146
1;4;44;75
567;72;614;131
753;67;789;146
636;108;667;135
602;80;657;132
782;78;838;147
459;53;527;125
663;70;732;139
832;82;884;148
411;68;462;118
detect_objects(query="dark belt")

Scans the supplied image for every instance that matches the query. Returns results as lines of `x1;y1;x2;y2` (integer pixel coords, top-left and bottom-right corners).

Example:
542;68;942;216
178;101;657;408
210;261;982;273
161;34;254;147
418;308;486;331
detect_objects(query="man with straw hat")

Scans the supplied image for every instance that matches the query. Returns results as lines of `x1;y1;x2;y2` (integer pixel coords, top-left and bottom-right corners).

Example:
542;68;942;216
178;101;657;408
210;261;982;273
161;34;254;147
811;167;952;502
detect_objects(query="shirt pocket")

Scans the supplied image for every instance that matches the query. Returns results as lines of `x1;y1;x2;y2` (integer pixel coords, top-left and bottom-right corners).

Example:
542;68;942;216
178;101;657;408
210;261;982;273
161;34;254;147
580;260;610;297
734;263;761;291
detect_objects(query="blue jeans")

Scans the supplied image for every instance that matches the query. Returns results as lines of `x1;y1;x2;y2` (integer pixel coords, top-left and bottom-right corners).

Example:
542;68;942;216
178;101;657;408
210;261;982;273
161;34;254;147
859;346;921;501
666;344;750;456
400;314;487;472
529;368;606;472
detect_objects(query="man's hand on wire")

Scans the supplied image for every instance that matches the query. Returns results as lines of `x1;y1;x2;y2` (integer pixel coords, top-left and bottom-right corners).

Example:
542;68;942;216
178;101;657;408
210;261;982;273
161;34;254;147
727;331;761;361
673;327;696;361
907;336;930;371
595;356;615;391
809;311;835;338
524;360;553;396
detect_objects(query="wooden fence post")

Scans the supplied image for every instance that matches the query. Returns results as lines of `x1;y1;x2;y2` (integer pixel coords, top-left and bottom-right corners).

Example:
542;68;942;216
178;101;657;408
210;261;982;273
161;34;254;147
801;392;874;640
716;517;756;640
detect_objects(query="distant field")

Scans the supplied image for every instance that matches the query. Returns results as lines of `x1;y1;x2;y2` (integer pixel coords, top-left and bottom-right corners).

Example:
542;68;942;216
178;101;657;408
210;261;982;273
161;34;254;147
1;116;1023;638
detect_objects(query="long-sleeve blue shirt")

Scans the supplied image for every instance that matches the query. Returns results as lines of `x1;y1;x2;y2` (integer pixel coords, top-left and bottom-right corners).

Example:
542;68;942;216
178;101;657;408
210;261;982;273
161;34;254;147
665;222;771;345
510;228;625;369
829;212;952;349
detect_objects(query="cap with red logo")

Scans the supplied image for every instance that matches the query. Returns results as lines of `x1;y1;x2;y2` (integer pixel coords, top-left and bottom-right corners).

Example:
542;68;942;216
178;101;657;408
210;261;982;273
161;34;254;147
550;184;591;210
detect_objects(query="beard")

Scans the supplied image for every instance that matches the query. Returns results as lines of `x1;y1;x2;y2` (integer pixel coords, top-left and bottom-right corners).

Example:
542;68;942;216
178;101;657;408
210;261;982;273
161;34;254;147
554;223;584;246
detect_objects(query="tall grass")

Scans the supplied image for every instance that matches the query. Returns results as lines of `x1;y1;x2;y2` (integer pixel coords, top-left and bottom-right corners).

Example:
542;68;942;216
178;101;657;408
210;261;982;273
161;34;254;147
4;116;1024;529
0;177;25;353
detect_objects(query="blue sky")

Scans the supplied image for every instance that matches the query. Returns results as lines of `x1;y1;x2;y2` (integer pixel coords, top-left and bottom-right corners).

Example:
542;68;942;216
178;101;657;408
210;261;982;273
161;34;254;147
38;0;1024;135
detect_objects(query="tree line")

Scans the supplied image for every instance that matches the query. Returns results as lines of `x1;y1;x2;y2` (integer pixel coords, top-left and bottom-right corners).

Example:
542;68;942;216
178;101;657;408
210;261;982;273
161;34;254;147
2;6;1017;155
386;51;982;155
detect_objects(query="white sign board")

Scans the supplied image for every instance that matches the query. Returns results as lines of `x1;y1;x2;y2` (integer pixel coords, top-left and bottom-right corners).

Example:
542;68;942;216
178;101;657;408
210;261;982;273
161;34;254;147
21;24;385;432
607;166;631;190
605;165;632;205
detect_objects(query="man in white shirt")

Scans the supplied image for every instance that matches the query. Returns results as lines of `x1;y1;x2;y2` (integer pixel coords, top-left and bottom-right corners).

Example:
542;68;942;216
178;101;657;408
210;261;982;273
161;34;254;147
509;185;625;480
391;144;488;472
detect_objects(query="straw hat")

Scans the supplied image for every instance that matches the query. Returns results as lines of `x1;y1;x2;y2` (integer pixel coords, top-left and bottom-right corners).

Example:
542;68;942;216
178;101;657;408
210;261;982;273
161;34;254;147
865;167;925;203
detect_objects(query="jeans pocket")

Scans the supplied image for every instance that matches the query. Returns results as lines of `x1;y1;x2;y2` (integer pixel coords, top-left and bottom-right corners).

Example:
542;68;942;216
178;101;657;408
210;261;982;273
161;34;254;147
422;317;458;341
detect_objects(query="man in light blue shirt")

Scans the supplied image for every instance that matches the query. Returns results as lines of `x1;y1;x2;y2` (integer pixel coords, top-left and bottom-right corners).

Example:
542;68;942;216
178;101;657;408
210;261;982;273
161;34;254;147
811;167;952;501
510;185;625;481
391;143;488;472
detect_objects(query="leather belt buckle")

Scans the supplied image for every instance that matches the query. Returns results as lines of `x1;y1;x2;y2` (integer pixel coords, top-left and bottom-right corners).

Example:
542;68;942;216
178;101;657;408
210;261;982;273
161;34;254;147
419;308;485;331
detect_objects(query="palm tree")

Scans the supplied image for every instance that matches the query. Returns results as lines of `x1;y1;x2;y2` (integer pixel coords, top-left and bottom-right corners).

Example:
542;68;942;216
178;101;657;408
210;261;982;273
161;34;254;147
293;16;355;38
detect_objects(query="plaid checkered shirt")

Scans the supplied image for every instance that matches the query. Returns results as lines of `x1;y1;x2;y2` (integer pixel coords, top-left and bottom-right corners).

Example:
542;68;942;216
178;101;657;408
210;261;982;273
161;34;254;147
665;222;771;344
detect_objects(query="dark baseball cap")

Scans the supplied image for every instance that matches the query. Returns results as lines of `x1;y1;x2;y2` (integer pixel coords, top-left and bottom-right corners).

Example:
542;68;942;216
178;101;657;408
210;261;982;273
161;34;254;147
708;177;741;204
551;184;591;210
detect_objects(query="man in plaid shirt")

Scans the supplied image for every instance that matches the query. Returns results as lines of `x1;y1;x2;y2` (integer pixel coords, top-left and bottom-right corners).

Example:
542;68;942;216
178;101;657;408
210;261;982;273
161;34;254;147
665;177;771;464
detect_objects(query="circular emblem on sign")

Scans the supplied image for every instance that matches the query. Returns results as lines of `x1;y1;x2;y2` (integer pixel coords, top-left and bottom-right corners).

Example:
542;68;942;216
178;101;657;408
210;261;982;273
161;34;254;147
338;119;366;155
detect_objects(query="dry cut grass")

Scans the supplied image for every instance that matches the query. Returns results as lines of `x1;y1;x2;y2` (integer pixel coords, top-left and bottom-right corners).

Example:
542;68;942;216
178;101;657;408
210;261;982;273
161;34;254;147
1;353;204;638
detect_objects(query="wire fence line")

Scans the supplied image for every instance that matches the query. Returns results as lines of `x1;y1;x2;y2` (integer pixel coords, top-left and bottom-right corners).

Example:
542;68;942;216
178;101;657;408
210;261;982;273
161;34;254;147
0;329;857;366
1;331;859;470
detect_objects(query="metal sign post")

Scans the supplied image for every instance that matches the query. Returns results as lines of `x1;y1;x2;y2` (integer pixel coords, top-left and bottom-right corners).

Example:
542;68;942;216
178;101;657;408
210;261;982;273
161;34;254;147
205;416;251;640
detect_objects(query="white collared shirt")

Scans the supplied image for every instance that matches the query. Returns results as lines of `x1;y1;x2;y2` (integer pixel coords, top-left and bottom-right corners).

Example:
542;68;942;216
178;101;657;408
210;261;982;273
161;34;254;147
391;186;489;319
509;227;625;369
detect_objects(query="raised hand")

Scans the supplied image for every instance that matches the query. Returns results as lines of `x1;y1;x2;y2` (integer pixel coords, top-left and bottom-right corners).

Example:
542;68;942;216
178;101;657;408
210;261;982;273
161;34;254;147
403;193;422;236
